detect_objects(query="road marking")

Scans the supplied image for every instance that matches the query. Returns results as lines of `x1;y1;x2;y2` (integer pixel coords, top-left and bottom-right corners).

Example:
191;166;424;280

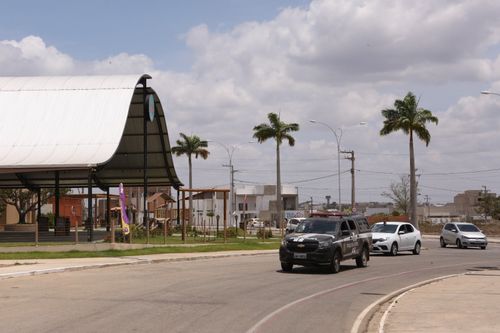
247;259;499;333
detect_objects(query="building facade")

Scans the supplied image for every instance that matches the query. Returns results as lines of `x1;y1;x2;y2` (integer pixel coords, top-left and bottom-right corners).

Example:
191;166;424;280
187;184;299;229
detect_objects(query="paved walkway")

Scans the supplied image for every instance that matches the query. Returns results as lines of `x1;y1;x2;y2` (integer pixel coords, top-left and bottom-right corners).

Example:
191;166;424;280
364;269;500;332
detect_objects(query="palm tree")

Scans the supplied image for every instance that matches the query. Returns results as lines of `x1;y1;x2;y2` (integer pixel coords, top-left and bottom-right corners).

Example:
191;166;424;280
253;113;299;237
380;92;438;228
172;133;209;240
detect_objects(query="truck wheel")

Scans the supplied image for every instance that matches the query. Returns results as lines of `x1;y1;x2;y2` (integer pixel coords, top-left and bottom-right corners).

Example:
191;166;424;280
356;246;369;268
329;251;341;274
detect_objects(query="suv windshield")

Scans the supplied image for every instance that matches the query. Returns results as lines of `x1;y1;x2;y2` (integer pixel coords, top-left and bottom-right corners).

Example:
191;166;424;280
457;224;480;232
371;224;398;233
294;220;338;235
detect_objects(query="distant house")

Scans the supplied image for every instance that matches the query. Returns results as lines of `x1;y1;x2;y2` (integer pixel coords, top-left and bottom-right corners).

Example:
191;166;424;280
187;184;299;229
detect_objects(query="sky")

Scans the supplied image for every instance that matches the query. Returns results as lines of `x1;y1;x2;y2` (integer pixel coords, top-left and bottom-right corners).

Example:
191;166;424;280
1;0;500;207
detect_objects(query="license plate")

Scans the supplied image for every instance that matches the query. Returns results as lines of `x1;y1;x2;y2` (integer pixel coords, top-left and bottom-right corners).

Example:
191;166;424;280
293;252;307;259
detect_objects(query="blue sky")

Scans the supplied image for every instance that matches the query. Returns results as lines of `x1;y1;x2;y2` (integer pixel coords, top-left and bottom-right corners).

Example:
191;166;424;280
1;0;500;205
0;0;308;69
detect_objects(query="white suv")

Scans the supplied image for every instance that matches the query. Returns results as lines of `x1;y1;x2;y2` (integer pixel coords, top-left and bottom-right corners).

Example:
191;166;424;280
440;222;487;249
371;221;422;256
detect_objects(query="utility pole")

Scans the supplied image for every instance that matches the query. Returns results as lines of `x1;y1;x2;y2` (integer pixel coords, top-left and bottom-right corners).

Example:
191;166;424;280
341;150;355;212
423;195;430;221
482;185;488;223
223;164;237;228
310;196;313;215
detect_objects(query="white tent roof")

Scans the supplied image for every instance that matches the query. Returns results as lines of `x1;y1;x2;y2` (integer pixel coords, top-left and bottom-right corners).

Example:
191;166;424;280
0;74;182;189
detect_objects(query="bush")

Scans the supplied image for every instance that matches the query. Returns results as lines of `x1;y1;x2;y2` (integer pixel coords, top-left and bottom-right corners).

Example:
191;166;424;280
215;227;241;238
257;228;273;239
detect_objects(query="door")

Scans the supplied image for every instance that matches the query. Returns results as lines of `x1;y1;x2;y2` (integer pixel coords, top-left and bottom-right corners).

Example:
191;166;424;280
443;223;454;244
398;224;411;250
339;221;354;258
347;219;360;257
403;224;417;249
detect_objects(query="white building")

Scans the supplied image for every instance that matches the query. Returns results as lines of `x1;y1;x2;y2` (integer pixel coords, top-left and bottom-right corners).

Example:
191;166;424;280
189;184;299;229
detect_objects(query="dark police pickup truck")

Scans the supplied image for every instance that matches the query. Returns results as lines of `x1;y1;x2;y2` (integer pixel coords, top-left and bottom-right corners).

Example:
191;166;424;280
279;216;372;273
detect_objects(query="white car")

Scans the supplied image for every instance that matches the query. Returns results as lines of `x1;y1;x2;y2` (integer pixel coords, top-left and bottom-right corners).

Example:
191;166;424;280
286;217;306;233
440;222;487;249
247;218;264;228
371;222;422;256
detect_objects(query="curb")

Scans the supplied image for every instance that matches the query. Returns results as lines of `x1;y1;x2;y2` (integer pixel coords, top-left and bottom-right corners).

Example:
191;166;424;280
0;250;277;280
350;273;463;333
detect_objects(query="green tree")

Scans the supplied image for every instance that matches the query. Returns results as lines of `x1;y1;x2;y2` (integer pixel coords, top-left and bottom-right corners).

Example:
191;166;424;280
380;92;438;228
476;192;500;220
171;133;209;239
253;112;299;236
0;188;67;224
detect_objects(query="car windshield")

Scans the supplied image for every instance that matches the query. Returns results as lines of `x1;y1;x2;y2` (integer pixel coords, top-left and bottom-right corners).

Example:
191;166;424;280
371;224;398;233
294;220;338;235
457;224;480;232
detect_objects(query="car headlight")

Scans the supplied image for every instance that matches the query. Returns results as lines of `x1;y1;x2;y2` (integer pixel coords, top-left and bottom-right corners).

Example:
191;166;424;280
462;236;470;239
378;237;388;242
318;240;331;249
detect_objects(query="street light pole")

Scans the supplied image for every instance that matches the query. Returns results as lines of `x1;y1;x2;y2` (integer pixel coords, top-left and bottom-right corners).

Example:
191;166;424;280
310;120;343;211
310;121;367;213
209;141;237;228
481;90;500;96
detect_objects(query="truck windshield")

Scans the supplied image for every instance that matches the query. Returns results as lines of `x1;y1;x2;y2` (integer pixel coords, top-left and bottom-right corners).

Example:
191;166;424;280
294;220;338;234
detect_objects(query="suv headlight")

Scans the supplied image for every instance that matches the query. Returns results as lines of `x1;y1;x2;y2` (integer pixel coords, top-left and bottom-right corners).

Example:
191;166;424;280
318;240;331;249
281;238;288;246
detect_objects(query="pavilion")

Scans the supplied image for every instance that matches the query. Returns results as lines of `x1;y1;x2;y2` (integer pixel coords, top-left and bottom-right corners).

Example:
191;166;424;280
0;74;183;241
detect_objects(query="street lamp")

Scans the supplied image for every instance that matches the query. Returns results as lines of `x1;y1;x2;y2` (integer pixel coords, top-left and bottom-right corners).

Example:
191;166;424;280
481;90;500;96
208;141;237;228
309;120;367;212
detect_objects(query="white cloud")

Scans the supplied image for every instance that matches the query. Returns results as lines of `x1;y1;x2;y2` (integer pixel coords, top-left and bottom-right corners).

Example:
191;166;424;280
0;36;74;75
2;0;500;203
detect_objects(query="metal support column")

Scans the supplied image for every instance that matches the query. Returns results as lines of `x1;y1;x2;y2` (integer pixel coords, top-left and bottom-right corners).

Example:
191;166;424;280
87;169;94;242
55;171;60;219
176;189;180;228
143;80;149;244
36;188;41;246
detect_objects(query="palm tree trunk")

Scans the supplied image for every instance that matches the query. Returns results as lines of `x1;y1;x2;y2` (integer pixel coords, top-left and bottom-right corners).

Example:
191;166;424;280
276;142;282;237
188;154;193;232
409;131;418;228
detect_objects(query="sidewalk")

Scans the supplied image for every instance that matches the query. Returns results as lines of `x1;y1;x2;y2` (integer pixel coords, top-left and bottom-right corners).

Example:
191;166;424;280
360;269;500;333
0;249;277;279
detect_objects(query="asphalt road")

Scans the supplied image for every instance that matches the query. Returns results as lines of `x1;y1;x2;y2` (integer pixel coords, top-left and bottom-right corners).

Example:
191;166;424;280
1;239;500;333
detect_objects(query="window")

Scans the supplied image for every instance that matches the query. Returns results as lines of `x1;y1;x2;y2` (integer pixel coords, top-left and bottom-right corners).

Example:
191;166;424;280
347;220;357;231
405;224;414;233
355;218;370;232
398;225;406;234
341;221;349;233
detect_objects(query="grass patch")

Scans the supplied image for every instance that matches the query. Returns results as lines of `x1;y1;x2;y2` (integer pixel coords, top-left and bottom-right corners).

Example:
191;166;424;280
0;238;280;260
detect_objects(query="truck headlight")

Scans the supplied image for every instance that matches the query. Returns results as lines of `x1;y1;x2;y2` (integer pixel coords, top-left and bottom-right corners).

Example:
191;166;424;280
318;240;331;249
